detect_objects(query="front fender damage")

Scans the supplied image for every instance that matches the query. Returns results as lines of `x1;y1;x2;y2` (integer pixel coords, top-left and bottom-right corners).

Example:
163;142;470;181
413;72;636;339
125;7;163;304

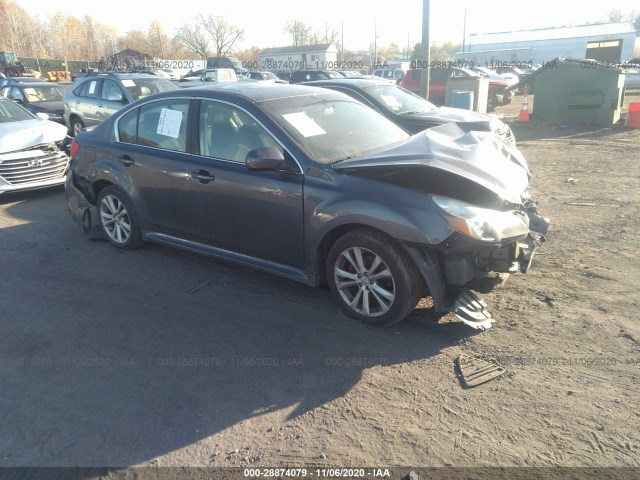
404;246;493;330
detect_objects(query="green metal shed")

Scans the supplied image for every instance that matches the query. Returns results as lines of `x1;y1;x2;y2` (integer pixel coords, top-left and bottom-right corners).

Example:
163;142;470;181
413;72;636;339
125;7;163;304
530;57;625;127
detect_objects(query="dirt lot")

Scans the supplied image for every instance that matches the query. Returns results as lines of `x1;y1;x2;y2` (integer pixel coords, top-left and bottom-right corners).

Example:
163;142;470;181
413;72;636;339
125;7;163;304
0;94;639;472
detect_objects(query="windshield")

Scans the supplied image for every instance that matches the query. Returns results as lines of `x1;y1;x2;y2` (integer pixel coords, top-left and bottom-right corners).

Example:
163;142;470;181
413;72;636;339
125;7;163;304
364;84;437;115
122;77;180;101
22;85;65;103
260;94;408;164
0;98;35;123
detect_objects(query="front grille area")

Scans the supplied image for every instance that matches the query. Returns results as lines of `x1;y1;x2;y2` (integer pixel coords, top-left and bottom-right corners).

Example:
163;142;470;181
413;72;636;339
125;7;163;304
0;143;69;185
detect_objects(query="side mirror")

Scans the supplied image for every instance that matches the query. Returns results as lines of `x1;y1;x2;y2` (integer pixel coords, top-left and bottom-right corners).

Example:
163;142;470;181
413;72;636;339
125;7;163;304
36;112;49;120
13;98;24;104
245;147;285;171
106;93;123;102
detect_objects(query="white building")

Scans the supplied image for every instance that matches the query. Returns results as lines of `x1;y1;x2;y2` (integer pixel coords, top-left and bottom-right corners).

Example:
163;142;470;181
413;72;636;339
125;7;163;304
453;22;638;66
258;44;338;71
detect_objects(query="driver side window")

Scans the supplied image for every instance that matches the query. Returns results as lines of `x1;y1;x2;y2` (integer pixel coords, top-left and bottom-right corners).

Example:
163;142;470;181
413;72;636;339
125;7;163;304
101;80;124;102
198;100;283;163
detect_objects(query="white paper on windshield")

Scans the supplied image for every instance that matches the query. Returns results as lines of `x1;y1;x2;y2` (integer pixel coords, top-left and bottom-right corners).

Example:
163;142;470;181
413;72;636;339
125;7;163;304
380;94;402;109
282;112;326;137
24;88;37;95
156;108;182;138
121;79;136;87
88;81;97;94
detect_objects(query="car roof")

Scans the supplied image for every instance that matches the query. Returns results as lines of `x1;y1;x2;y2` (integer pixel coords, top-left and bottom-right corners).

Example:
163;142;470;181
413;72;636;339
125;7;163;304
79;73;160;81
155;82;344;103
13;82;60;87
304;77;391;88
9;77;46;82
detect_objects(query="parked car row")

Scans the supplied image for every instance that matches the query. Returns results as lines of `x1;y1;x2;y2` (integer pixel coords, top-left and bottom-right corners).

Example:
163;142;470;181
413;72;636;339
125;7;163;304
398;67;515;112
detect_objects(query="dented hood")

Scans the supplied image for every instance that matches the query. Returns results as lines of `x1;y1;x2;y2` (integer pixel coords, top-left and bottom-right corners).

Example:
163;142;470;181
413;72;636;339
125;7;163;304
0;118;67;153
333;123;530;206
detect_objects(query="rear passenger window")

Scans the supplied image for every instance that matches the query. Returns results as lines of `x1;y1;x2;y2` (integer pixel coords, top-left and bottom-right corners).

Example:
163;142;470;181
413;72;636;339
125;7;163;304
118;108;138;144
136;99;190;152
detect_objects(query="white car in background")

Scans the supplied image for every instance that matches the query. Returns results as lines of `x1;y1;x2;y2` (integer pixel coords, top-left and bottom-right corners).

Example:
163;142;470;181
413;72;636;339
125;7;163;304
160;68;181;81
471;66;520;88
624;68;640;89
0;97;69;194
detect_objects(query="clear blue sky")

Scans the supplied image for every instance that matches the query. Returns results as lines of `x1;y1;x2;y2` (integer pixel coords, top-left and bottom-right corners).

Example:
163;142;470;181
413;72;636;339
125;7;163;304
15;0;639;52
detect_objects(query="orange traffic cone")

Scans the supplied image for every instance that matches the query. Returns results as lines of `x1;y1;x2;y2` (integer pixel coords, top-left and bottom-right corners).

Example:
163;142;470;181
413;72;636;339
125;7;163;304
517;93;530;122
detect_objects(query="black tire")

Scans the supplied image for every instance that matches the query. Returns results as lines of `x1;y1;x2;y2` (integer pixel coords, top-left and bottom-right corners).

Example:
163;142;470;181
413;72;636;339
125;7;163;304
97;185;144;250
71;117;85;137
326;228;424;327
487;94;497;112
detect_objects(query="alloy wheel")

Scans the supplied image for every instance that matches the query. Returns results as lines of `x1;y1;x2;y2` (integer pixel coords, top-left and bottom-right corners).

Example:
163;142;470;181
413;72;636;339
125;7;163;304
100;194;132;245
334;246;396;317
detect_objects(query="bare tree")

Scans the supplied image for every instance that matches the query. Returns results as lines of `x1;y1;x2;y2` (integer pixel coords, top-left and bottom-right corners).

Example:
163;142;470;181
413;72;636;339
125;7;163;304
199;14;244;57
284;20;313;46
148;20;170;59
0;0;32;53
607;9;624;23
176;23;210;60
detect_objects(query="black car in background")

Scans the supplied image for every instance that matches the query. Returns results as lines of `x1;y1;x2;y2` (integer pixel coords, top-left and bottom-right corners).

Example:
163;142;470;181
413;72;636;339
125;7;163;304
306;78;515;144
289;70;343;83
0;76;47;89
0;81;68;125
66;83;547;329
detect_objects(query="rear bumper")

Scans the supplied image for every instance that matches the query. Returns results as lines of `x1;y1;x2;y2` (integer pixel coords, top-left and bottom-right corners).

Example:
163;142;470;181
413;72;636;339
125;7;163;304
65;172;102;238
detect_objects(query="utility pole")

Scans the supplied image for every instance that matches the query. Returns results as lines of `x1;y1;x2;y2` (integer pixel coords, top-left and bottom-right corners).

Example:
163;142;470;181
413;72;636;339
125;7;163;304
341;21;344;64
462;8;467;52
373;22;377;69
407;31;410;60
420;0;430;99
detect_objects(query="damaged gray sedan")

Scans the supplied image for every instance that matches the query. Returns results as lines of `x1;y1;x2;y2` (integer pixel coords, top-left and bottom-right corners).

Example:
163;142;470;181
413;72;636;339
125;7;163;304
65;84;548;328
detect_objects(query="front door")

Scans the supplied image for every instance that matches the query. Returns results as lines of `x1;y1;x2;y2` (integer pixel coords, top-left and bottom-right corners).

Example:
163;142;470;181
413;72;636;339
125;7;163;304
192;99;304;267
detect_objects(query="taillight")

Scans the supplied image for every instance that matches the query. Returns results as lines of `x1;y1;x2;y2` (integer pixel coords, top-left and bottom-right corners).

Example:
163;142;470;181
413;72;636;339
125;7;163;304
69;139;79;158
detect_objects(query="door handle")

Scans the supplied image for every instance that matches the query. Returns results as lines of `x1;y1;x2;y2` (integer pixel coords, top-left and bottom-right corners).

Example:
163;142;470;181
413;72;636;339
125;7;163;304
190;170;215;183
118;154;135;166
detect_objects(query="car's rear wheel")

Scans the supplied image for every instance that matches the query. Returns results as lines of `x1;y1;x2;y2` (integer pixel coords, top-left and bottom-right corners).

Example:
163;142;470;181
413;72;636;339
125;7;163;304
487;93;498;112
97;186;144;250
326;229;424;326
71;117;85;137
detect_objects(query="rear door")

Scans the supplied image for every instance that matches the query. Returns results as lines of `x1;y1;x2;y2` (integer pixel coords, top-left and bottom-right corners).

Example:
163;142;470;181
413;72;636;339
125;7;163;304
111;97;208;241
76;78;102;126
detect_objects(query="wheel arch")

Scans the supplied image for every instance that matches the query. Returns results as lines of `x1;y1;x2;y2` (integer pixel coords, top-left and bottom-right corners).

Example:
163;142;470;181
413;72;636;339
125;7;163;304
314;222;411;286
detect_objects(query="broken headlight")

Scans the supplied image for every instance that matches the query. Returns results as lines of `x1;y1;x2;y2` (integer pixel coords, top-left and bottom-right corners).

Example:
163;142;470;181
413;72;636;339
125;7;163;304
431;195;529;242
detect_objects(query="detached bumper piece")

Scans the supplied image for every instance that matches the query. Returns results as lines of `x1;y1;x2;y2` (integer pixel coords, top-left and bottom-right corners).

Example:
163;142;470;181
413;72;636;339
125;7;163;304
452;288;493;330
456;353;506;388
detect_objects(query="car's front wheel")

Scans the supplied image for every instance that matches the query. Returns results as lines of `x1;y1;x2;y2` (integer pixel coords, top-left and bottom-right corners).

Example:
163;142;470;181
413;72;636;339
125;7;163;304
97;186;144;250
326;229;424;326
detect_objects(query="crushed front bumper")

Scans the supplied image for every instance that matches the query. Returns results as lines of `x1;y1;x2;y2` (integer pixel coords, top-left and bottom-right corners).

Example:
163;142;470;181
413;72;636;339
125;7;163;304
405;208;550;330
